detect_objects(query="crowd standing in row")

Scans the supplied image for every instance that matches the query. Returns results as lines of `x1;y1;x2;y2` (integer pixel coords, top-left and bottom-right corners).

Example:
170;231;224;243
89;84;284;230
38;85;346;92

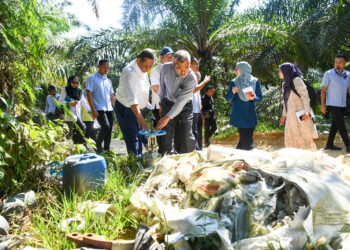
45;50;350;156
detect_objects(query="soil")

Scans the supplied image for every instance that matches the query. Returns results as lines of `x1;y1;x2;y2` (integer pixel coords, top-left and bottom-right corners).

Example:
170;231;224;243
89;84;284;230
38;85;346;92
212;132;350;165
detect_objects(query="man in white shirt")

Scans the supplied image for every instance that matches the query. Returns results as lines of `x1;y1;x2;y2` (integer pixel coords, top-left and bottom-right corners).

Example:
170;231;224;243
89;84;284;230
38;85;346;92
115;49;155;158
150;47;174;148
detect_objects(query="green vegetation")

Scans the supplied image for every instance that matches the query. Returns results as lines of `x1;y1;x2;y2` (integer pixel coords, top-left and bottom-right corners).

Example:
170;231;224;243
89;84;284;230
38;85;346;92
1;0;350;248
7;155;144;249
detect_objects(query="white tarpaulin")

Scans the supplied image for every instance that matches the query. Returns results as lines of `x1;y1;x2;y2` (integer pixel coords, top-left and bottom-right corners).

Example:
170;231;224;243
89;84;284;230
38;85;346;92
130;147;350;249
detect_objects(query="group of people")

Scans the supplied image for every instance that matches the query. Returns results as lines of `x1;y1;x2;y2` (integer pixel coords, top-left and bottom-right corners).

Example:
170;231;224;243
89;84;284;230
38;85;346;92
45;49;350;156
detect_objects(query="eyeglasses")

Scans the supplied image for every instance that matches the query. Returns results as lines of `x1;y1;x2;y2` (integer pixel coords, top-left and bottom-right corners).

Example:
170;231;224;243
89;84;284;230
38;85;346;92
71;81;79;84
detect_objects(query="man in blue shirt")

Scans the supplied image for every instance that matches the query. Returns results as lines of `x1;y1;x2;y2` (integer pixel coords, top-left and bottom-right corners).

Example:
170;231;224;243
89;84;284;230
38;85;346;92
86;59;116;154
45;85;61;121
321;55;350;152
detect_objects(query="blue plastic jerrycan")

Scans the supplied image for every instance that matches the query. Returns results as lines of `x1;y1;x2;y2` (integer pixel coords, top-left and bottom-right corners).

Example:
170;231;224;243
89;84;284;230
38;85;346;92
63;153;107;195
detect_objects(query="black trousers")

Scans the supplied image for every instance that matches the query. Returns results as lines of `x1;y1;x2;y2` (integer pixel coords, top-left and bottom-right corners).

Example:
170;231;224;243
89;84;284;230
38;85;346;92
160;99;195;155
237;127;255;150
84;121;97;142
204;116;217;145
96;111;114;153
193;113;203;150
326;106;350;147
47;112;60;121
66;119;86;144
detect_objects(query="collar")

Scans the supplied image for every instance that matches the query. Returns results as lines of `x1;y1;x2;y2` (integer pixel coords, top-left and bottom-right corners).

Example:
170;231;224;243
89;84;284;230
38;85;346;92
132;60;147;78
334;68;348;79
97;72;107;79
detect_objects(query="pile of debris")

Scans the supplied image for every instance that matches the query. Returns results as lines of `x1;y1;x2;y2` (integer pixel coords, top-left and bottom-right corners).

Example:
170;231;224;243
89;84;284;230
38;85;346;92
129;147;350;249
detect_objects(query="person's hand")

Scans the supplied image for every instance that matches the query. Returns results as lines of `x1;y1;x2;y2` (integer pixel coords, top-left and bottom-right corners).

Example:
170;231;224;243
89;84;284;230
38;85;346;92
137;113;148;130
214;113;217;120
156;116;170;130
321;104;326;115
204;75;211;83
302;113;311;121
203;118;205;124
91;109;98;120
247;92;256;101
69;101;77;107
279;116;286;126
232;87;239;94
159;105;163;117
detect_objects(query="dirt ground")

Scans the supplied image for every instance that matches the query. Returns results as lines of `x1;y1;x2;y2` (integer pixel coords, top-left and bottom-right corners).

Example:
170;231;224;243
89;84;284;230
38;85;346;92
212;132;350;166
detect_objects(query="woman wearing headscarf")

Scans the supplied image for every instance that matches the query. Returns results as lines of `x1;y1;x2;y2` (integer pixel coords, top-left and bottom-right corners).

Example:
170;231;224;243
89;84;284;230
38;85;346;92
279;63;317;151
226;62;263;150
59;76;90;144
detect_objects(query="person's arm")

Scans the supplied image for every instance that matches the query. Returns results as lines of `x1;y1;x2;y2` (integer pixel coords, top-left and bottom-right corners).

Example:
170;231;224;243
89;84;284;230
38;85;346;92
109;80;115;108
194;75;211;93
86;90;98;120
131;104;148;130
321;72;329;115
280;82;286;126
58;88;67;105
80;94;91;112
226;80;237;103
252;80;263;103
45;96;50;114
294;77;311;121
150;65;161;94
156;75;196;130
85;77;98;120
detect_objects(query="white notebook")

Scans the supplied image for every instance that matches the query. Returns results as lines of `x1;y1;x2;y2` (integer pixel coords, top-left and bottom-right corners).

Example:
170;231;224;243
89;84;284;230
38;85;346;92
295;110;315;123
242;86;254;94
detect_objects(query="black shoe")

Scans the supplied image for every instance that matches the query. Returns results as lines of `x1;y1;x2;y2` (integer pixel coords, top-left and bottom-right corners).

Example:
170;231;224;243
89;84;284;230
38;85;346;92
325;145;342;151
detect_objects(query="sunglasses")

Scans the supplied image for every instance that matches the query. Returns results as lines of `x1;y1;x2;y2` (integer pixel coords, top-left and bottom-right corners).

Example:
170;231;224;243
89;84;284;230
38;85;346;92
71;81;79;84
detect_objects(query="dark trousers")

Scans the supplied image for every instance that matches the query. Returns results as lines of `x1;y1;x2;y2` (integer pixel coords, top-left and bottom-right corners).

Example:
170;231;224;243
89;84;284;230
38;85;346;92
237;127;255;150
152;108;162;149
160;99;195;155
84;121;97;142
96;110;114;153
66;119;86;144
326;106;350;147
47;112;60;121
193;113;203;150
114;100;147;158
204;117;217;146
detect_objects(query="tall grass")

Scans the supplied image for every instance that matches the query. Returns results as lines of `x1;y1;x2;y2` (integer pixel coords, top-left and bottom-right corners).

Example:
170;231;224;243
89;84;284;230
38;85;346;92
21;155;143;249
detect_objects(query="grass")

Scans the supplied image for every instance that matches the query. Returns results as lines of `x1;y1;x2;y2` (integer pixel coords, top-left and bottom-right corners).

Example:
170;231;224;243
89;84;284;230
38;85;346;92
213;119;284;140
10;154;144;249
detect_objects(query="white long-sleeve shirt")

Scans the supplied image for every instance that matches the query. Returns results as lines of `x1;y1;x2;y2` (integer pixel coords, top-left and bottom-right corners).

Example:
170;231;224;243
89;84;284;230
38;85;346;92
59;87;90;122
115;60;150;109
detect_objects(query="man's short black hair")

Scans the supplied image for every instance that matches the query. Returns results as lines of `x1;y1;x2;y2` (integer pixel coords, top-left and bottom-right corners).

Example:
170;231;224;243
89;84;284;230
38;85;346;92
335;54;348;62
99;59;109;66
206;85;215;92
137;49;155;62
48;85;56;92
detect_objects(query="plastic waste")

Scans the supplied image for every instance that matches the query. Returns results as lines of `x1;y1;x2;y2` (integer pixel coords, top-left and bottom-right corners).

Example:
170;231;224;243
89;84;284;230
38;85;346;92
1;190;36;217
129;148;350;249
58;217;86;233
0;216;9;235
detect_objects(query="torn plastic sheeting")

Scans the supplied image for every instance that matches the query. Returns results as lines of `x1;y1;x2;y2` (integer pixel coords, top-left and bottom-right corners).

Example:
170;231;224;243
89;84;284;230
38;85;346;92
130;149;350;249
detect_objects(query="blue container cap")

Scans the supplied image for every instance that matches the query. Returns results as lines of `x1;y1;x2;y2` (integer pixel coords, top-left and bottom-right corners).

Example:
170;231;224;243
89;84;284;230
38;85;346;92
65;153;105;166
